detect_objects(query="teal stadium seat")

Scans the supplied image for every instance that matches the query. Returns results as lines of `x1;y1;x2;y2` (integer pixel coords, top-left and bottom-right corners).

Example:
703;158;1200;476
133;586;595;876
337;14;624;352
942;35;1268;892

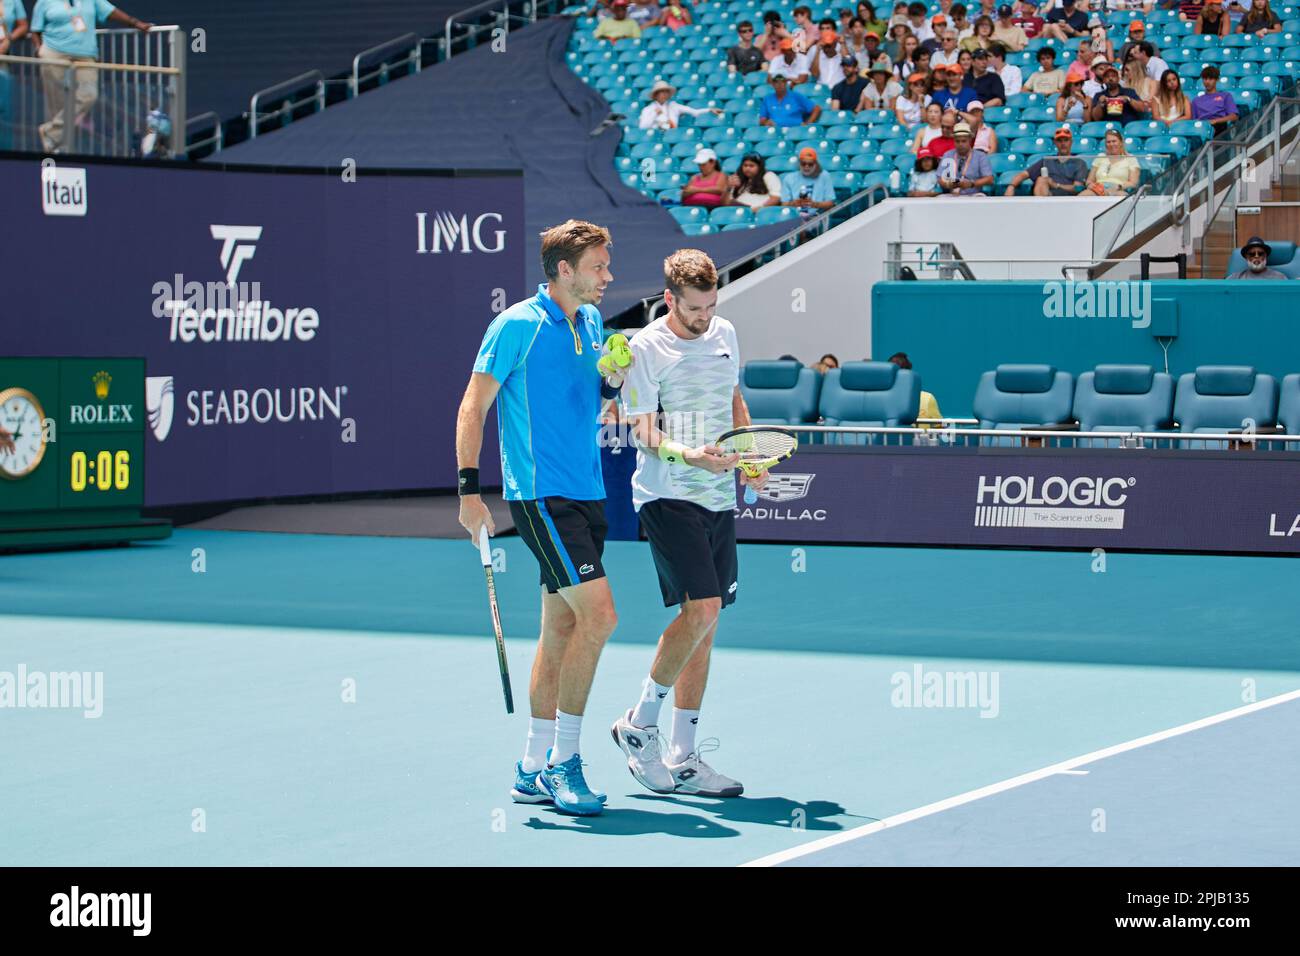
681;222;716;235
973;365;1075;445
668;205;706;225
818;362;921;446
1224;239;1300;277
754;205;800;226
709;206;754;227
739;360;823;425
1072;365;1175;445
1175;366;1279;448
1278;374;1300;435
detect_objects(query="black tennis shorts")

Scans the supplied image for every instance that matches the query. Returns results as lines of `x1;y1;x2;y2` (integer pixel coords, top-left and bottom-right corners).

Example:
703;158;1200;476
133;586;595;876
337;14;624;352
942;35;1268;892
638;497;738;609
509;497;608;594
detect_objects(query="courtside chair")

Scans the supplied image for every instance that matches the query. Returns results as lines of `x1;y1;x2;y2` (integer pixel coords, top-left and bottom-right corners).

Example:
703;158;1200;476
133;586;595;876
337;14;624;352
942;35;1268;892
1174;366;1279;450
1072;365;1175;448
972;364;1076;447
1278;374;1300;436
818;362;921;446
739;361;823;426
1223;240;1300;277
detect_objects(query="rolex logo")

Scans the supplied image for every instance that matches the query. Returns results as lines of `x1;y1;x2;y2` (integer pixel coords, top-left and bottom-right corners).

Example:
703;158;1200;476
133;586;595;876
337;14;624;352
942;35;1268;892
92;370;112;400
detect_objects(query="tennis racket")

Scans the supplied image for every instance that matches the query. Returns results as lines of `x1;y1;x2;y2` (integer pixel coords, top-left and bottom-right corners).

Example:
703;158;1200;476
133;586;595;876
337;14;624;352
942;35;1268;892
716;426;799;505
478;526;514;714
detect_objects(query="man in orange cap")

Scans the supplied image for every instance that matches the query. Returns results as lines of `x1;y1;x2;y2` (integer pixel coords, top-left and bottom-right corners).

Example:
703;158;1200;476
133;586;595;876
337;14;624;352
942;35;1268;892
809;27;849;86
1004;126;1089;195
768;36;811;83
780;147;837;213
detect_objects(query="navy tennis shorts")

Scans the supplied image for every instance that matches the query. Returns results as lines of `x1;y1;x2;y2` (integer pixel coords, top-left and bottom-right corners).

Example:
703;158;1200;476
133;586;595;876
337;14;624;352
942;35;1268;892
509;497;608;593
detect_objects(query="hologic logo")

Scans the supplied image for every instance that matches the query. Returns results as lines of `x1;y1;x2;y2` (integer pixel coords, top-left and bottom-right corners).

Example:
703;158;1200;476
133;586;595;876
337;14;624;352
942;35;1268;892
416;212;506;254
976;475;1133;507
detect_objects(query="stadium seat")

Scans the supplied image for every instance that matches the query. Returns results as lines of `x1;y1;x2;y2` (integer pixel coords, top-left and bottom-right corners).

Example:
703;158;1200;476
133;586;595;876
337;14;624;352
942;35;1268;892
754;205;800;226
667;205;706;225
1279;374;1300;435
708;206;754;227
818;362;921;445
973;365;1075;445
1072;365;1175;446
1175;366;1279;447
850;153;890;172
1223;239;1300;277
1144;135;1191;158
767;154;798;171
680;222;716;235
1169;119;1213;144
831;170;860;193
739;361;823;425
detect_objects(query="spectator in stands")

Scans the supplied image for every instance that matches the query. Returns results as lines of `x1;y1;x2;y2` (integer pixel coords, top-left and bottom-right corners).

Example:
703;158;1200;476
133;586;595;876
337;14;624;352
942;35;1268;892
810;28;848;87
1090;62;1150;122
932;28;962;65
30;0;152;154
844;18;872;64
769;37;812;83
1006;125;1089;193
861;29;892;69
938;122;993;193
1122;51;1158;104
1056;63;1092;120
1088;18;1116;64
951;4;976;37
1133;41;1170;82
760;11;792;60
931;108;960;154
893;31;920;75
934;62;978;110
860;1;890;37
1014;0;1046;38
781;147;837;210
627;0;661;27
988;43;1021;96
967;49;1006;106
1117;19;1149;64
1239;0;1283;34
896;70;933;123
1024;46;1066;95
728;21;767;75
0;1;30;58
1086;128;1141;194
840;6;855;35
963;14;995;50
832;57;870;109
884;21;912;62
682;149;730;207
928;55;948;91
922;14;950;52
1195;0;1232;33
595;0;643;41
907;145;943;194
639;81;723;129
1042;0;1089;40
966;101;999;151
791;4;818;51
729;153;783;209
1152;70;1191;124
1180;0;1206;22
1228;236;1289;278
860;58;903;108
957;46;974;74
760;74;821;125
652;1;692;29
906;2;937;41
911;101;946;151
888;353;942;421
1192;65;1239;129
1083;54;1106;97
993;5;1029;50
813;353;841;372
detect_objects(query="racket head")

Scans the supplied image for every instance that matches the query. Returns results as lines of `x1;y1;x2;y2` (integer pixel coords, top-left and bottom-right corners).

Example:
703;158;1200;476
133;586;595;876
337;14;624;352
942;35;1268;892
716;426;798;474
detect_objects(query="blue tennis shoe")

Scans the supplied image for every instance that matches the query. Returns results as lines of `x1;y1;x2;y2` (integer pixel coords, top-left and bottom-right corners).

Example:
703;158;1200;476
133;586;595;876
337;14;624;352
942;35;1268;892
536;753;605;816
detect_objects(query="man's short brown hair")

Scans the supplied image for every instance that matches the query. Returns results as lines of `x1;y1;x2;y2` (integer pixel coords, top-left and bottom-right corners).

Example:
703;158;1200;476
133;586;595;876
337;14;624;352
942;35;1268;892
539;220;611;281
664;248;718;298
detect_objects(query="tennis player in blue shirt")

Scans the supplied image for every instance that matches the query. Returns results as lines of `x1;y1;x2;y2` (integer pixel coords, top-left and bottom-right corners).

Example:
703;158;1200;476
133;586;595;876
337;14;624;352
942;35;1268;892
456;219;628;816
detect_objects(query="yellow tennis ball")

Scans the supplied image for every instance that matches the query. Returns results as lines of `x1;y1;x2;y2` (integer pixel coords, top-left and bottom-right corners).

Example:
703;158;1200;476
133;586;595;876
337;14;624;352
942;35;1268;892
606;333;632;368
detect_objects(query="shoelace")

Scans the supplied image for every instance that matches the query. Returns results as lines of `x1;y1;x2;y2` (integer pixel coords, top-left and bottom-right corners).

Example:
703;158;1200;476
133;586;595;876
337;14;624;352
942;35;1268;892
683;737;723;778
629;720;664;763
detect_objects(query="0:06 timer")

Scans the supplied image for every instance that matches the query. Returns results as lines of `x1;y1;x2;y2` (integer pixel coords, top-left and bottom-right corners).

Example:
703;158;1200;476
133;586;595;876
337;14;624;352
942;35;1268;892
70;450;130;492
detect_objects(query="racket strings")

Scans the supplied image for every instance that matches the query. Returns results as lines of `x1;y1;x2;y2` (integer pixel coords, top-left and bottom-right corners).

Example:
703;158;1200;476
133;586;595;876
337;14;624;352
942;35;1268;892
721;432;796;460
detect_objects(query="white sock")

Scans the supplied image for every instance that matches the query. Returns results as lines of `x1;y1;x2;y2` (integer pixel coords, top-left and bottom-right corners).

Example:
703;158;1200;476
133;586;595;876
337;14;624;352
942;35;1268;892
521;717;554;773
670;708;700;763
630;676;672;728
550;709;582;766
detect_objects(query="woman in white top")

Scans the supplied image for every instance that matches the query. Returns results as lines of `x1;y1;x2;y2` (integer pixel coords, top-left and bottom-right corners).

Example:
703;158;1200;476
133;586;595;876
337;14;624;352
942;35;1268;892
910;101;945;153
1151;69;1191;125
1122;54;1157;106
638;80;723;130
729;153;783;209
859;60;903;110
895;71;932;125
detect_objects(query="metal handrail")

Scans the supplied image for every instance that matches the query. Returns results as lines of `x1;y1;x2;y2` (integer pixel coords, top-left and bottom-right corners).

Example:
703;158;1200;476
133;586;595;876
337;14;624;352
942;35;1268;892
784;423;1300;444
185;110;224;153
249;70;325;139
445;0;550;58
351;33;421;97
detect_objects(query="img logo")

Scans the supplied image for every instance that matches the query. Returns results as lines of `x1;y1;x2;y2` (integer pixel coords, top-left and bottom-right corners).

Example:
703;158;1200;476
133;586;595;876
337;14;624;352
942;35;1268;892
1041;280;1151;329
416;212;506;254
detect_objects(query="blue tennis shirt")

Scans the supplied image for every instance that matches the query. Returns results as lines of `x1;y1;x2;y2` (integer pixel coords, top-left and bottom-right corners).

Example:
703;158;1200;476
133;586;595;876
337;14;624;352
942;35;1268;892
473;284;606;502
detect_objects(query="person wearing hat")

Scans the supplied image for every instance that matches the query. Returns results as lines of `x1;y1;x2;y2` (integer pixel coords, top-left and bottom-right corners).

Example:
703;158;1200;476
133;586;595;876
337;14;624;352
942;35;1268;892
681;149;731;208
1042;0;1089;41
992;5;1028;51
937;121;994;194
922;14;950;53
1055;61;1091;121
1089;60;1150;123
908;146;943;195
1023;45;1065;95
896;69;933;124
638;80;724;130
933;61;978;111
809;27;849;87
780;147;837;211
859;57;903;108
1228;237;1289;279
931;26;962;65
1239;0;1284;37
830;56;872;111
759;73;821;126
1191;64;1239;128
768;36;812;83
1005;125;1088;195
727;20;767;75
965;100;999;152
1117;20;1150;67
967;47;1007;106
593;0;642;41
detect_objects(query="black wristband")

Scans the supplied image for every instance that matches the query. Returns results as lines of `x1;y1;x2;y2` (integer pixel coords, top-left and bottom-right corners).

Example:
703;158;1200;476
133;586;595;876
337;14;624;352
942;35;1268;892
600;379;621;400
458;467;480;496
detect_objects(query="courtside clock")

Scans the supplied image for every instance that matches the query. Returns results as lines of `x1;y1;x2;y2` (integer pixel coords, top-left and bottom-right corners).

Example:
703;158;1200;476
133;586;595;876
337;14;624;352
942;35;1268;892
0;386;48;479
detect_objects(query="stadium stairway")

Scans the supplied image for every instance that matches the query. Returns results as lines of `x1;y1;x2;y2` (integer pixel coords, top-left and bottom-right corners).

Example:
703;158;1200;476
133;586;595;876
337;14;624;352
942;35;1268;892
217;16;788;320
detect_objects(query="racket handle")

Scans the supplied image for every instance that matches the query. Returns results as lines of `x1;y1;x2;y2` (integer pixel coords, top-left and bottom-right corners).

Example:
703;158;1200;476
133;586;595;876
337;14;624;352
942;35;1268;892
478;525;492;566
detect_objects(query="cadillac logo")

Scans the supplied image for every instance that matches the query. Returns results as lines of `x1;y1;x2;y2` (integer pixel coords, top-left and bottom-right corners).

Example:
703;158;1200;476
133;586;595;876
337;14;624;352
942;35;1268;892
756;473;815;502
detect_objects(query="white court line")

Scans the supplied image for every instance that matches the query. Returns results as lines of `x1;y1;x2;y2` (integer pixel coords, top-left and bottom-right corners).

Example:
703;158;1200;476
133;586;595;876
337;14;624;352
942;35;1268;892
742;687;1300;867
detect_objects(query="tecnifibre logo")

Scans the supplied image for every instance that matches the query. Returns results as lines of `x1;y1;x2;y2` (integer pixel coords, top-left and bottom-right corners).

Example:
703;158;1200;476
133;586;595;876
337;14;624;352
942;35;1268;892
974;474;1134;530
211;224;262;285
416;211;506;254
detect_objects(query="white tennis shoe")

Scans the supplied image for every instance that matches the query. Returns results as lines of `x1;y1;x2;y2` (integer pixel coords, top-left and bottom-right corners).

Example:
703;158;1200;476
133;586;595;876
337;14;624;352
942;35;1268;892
665;739;744;797
611;710;676;794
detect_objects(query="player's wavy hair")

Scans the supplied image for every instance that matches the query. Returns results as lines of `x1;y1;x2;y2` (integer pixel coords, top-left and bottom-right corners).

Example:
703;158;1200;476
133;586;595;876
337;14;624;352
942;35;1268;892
539;220;612;281
663;249;718;298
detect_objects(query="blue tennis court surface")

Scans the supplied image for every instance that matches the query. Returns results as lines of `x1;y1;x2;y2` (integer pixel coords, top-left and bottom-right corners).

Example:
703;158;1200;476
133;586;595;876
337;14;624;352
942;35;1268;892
2;529;1298;866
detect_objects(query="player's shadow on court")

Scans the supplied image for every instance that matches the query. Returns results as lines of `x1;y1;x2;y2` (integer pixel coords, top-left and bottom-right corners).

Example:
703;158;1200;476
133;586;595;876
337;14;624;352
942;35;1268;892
522;807;740;838
628;794;865;831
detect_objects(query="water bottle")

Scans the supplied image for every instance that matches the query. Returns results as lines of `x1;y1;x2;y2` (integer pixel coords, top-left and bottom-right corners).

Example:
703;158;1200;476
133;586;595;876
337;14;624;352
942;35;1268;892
888;168;901;194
